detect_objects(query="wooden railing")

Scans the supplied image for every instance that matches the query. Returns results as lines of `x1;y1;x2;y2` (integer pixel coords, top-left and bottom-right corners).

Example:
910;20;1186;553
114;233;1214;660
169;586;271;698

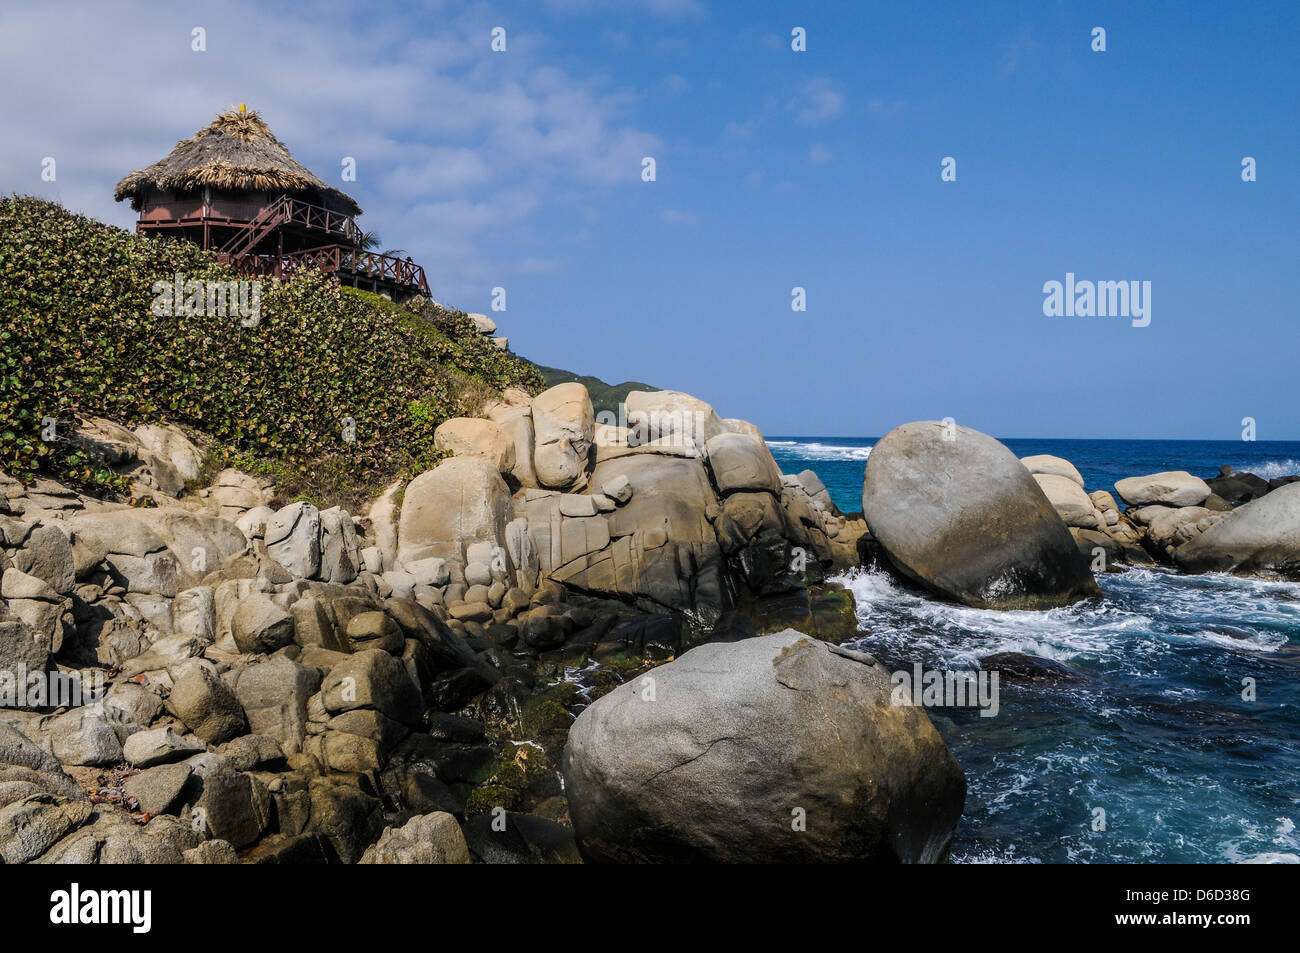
226;243;430;297
280;197;363;245
215;195;362;257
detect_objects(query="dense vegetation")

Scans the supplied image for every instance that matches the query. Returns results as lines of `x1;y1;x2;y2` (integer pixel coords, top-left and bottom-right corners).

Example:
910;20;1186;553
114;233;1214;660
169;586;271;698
0;196;543;504
536;364;658;419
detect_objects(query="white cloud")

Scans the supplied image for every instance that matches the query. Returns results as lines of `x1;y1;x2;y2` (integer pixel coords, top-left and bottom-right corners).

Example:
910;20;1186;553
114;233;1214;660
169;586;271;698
792;77;844;123
660;208;699;225
808;144;833;165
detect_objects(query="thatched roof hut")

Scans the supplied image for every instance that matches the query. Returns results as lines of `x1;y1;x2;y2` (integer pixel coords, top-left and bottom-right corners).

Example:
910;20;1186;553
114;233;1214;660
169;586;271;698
114;108;361;215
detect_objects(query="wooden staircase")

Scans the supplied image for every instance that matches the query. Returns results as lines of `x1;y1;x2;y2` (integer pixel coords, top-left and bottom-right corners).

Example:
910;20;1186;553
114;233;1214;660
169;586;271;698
217;196;289;259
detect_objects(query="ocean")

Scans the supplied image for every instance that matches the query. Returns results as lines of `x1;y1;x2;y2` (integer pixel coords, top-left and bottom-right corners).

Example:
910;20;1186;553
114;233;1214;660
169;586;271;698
769;436;1300;863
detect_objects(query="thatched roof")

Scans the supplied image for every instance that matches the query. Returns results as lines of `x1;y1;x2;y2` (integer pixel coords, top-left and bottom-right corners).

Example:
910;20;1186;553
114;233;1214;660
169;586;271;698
114;108;361;215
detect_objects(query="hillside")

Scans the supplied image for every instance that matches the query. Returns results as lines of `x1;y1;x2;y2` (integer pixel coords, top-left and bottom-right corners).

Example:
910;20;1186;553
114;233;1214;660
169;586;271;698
0;196;543;504
536;364;658;418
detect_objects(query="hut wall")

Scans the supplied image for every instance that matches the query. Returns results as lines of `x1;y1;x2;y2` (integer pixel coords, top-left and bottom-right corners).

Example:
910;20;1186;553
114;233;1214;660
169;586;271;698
140;190;205;222
140;189;279;223
206;190;278;222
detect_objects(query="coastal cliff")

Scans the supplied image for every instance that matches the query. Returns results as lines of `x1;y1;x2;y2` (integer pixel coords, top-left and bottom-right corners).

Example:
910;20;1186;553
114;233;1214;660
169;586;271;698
3;198;1298;865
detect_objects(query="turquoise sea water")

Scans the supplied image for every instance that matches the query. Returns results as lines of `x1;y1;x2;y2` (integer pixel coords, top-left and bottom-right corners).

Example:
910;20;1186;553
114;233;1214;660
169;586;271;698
772;436;1300;863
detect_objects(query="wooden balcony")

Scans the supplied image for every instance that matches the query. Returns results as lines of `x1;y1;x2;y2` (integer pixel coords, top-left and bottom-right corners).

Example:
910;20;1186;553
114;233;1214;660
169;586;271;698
222;243;431;300
137;194;363;252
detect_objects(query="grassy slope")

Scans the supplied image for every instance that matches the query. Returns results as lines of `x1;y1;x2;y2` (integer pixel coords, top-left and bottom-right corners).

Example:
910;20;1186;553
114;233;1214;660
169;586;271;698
535;364;659;419
0;196;543;506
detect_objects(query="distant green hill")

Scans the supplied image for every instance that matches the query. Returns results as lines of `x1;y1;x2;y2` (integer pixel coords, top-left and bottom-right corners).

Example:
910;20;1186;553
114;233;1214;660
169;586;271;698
535;365;659;418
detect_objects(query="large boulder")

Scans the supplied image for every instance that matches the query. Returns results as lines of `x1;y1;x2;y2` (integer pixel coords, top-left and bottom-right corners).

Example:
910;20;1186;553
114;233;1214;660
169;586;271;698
434;418;515;474
488;405;539;488
167;661;248;745
321;649;424;725
265;502;322;579
1114;471;1211;508
1033;473;1101;529
563;631;965;863
549;454;730;614
134;424;204;482
862;421;1099;609
1020;454;1084;488
531;383;595;490
225;657;321;753
625;390;725;456
1174;483;1300;577
231;595;295;654
359;812;471;864
704;432;782;495
397;458;510;565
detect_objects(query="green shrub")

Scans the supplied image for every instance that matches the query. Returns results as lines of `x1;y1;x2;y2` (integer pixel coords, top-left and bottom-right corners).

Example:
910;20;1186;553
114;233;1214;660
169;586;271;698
0;196;544;502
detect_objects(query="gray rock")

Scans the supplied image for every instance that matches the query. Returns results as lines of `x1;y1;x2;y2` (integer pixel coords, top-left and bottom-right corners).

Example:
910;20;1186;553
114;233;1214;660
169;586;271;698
123;763;192;815
33;811;198;864
433;417;515;472
1114;470;1212;508
625;390;724;456
359;811;471;864
225;657;321;754
318;506;360;584
532;383;596;490
44;707;123;766
12;524;75;594
704;432;782;495
231;594;294;654
0;793;93;863
320;649;424;725
404;556;450;587
397;458;510;564
235;505;274;541
862;421;1099;609
601;474;632;503
1175;482;1300;577
564;631;966;863
184;839;240;863
345;611;403;654
172;585;216;642
134;423;204;482
218;733;285;771
0;620;49;682
167;661;248;744
1020;454;1085;488
184;764;270;849
123;726;206;767
265;501;322;579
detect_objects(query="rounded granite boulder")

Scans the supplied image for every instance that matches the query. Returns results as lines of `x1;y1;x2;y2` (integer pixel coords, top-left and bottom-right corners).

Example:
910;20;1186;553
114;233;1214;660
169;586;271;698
862;421;1099;609
562;630;966;864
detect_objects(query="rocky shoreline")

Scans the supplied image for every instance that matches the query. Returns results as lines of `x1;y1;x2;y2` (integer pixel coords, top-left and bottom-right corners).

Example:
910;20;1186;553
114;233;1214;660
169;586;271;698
1;395;1297;864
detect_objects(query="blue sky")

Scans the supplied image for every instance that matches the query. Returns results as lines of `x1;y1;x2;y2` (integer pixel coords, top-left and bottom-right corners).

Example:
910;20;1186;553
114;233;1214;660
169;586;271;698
2;0;1297;439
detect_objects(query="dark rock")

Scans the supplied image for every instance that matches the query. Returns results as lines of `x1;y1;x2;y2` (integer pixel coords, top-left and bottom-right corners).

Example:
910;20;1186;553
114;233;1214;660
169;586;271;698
462;811;582;864
978;652;1088;685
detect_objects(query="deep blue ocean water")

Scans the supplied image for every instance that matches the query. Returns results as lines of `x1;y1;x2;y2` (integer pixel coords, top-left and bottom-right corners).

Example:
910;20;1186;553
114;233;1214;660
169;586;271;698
771;436;1300;863
768;436;1300;515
